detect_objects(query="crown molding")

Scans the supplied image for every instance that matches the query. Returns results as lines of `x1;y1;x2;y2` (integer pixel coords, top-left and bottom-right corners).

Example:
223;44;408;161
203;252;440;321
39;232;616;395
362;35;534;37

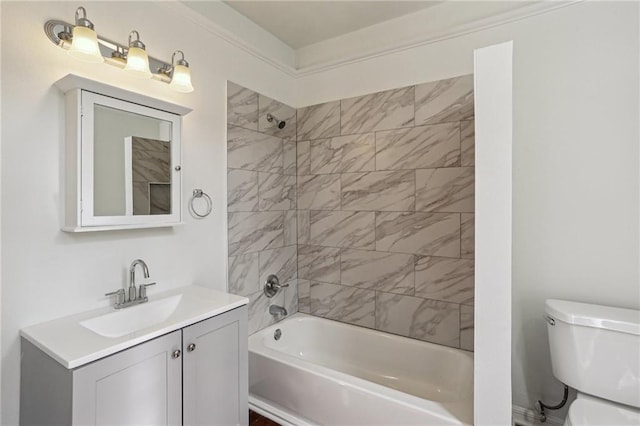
294;1;584;76
160;2;298;77
166;1;583;79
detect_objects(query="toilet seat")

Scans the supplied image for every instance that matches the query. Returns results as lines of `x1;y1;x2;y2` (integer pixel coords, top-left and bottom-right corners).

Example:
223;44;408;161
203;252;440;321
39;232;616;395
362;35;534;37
564;398;640;426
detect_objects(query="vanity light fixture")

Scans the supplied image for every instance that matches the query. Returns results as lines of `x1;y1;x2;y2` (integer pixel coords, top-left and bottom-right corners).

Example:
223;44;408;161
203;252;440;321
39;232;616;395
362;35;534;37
67;7;103;63
164;51;194;93
44;6;194;93
124;31;151;79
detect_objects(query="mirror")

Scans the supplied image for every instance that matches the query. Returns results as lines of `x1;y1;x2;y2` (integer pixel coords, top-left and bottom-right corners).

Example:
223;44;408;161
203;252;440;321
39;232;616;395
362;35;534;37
93;105;172;216
78;91;182;229
57;74;190;232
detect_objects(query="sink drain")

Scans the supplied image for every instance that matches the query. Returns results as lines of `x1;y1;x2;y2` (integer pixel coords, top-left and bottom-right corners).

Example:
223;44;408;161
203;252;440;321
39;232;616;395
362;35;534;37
274;328;282;341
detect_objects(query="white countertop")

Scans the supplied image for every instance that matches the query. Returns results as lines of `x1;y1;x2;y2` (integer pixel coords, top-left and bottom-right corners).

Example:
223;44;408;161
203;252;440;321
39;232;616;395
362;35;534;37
20;285;248;369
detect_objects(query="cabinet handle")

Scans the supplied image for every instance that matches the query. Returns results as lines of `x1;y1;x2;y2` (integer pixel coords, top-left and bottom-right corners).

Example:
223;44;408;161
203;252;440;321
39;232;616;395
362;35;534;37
172;349;181;359
187;343;196;352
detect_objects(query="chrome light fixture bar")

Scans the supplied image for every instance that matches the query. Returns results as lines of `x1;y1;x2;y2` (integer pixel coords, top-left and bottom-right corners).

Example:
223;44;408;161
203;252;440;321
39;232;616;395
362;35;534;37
44;7;194;92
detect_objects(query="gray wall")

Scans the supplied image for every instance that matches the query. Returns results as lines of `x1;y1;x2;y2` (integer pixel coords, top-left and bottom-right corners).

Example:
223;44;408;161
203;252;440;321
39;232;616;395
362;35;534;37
226;82;298;334
295;76;475;351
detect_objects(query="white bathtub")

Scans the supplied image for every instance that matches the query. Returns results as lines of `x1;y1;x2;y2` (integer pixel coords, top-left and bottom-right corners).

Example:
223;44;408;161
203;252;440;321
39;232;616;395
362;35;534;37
248;313;473;425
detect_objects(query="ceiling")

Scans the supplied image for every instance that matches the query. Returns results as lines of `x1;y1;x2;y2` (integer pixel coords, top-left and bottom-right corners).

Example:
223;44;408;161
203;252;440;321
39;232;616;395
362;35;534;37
222;1;441;49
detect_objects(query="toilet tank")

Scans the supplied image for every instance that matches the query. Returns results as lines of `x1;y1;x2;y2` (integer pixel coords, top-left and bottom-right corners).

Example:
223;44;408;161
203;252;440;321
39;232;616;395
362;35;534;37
545;299;640;408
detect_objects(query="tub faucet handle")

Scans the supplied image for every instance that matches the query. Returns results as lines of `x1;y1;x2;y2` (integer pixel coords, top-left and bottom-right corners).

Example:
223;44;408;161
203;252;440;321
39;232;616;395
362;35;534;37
264;274;287;297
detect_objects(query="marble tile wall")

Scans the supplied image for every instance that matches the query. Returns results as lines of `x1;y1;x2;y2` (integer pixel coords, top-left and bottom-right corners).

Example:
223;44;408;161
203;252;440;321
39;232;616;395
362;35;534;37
131;137;171;215
296;75;475;351
227;82;298;335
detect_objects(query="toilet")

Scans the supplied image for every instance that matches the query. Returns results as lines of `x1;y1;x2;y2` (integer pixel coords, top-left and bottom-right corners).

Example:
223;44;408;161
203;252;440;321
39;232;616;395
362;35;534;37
545;299;640;425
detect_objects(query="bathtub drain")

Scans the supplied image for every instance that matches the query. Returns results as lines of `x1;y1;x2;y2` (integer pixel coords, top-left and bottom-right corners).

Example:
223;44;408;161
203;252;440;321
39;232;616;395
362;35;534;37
274;329;282;341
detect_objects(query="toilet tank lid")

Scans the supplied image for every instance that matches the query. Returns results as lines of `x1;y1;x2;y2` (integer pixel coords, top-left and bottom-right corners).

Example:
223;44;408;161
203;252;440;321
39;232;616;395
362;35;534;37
545;299;640;336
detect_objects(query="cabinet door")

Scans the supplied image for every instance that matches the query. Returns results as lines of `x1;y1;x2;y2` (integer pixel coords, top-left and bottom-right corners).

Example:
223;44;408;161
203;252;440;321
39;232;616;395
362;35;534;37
72;331;182;426
183;306;248;426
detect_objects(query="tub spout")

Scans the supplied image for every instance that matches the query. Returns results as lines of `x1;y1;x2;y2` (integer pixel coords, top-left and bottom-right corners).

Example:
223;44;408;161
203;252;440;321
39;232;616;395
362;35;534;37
269;305;287;317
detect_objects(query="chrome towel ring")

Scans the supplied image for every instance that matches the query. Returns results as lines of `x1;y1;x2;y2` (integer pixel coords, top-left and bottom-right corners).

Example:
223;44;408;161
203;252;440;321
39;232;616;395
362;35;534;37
189;189;212;218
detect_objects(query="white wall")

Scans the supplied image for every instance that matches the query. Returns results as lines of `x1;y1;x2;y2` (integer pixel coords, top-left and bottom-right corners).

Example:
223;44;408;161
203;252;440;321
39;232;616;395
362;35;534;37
0;2;295;424
295;0;639;417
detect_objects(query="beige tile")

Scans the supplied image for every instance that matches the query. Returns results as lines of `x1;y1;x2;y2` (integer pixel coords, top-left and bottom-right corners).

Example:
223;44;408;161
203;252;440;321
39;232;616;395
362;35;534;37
132;182;150;215
227;169;258;212
460;304;474;351
310;282;375;328
131;147;171;183
415;168;474;213
341;86;414;135
297;174;341;210
297;101;340;140
376;292;460;347
415;256;474;304
283;140;297;175
247;289;285;335
297;141;310;175
310;133;375;174
297;210;310;245
298;279;311;314
415;75;474;125
149;184;170;215
284;279;298;315
259;245;297;286
460;120;475;167
341;249;414;295
298;245;341;284
228;253;260;297
461;213;474;259
227;82;258;130
258;173;296;211
284;211;297;246
341;170;415;212
227;125;283;173
376;123;460;170
227;211;284;256
309;210;375;250
376;212;460;257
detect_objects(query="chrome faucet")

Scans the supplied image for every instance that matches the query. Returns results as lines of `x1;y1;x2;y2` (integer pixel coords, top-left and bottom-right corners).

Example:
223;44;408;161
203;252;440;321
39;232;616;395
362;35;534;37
269;305;287;318
129;259;149;301
105;259;156;309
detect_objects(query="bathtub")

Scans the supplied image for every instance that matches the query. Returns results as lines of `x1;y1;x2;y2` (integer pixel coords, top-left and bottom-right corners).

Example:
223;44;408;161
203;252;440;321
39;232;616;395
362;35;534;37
248;313;473;425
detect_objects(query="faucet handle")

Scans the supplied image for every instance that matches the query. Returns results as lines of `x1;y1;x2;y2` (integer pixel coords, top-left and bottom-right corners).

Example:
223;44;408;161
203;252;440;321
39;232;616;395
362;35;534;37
105;289;125;306
139;282;156;299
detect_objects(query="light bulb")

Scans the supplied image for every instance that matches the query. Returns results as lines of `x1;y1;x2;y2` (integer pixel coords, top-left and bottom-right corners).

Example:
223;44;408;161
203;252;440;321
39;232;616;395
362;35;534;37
124;46;151;79
124;31;151;79
170;64;194;93
68;25;103;63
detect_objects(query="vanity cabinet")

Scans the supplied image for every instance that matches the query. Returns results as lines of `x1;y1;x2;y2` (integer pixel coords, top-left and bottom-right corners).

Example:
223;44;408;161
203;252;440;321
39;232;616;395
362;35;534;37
20;306;248;426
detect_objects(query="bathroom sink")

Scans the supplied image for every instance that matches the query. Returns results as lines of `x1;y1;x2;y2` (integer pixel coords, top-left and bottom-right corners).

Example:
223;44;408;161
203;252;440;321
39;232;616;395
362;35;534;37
80;294;183;338
21;285;248;368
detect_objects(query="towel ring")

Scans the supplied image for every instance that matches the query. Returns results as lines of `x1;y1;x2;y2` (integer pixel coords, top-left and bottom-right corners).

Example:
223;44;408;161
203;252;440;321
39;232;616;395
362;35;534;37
189;189;212;218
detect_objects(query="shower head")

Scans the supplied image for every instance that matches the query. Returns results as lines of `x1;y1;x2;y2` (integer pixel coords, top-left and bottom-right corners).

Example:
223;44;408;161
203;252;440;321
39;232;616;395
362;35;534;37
266;113;286;129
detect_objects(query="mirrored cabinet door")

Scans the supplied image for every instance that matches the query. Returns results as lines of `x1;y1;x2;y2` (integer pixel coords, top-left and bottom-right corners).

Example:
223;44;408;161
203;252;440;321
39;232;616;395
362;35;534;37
81;92;182;228
57;75;190;232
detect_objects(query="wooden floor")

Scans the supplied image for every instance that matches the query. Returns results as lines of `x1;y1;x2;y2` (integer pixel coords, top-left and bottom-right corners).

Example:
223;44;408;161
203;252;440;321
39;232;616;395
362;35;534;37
249;410;281;426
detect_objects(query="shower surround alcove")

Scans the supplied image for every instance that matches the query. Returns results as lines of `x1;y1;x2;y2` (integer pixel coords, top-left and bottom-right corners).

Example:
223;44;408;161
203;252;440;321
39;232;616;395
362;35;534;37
226;75;475;351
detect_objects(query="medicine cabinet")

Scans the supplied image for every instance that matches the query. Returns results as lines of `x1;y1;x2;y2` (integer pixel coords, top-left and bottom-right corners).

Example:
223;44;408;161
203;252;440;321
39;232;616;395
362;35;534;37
56;74;192;232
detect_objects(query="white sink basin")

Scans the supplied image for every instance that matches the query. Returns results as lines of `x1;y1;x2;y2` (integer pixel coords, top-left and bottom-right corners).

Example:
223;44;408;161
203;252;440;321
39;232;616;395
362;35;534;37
21;285;248;369
80;294;183;338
